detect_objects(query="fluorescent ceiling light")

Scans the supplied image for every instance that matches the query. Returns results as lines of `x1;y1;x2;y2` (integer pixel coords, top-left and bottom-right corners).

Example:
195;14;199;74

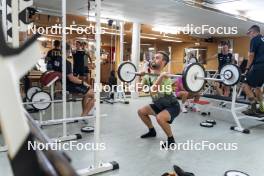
152;26;180;35
141;44;152;46
37;37;50;41
141;36;157;40
162;39;182;43
149;47;155;51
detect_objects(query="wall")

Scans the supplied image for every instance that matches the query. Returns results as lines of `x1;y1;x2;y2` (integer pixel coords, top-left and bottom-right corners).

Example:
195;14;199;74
169;42;218;73
232;36;250;58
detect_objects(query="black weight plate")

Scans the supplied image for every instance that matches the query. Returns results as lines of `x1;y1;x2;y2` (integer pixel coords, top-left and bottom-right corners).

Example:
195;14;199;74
117;62;137;83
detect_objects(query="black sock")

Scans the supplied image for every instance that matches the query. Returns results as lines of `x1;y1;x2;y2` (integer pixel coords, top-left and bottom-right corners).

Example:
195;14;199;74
140;128;156;138
161;136;176;149
168;136;175;145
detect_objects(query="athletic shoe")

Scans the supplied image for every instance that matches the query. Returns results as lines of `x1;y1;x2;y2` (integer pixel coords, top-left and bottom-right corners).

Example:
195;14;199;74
258;101;264;112
82;119;89;124
190;104;200;112
256;108;264;114
182;106;188;113
242;103;258;116
183;100;190;108
219;101;227;107
173;165;195;176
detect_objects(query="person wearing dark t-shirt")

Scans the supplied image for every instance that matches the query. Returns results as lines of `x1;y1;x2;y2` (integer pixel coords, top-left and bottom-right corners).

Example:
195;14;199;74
242;25;264;115
72;41;86;80
208;43;234;96
82;42;93;84
45;40;62;70
51;41;95;117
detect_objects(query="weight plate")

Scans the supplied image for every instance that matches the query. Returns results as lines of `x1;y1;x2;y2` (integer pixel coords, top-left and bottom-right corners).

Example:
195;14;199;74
206;119;216;125
26;86;41;100
31;91;52;110
182;63;206;93
81;126;94;133
220;64;241;86
117;62;137;83
224;170;249;176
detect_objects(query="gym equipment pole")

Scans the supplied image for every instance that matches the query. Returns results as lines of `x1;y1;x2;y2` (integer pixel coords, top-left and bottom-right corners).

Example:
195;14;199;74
62;0;67;139
131;22;141;98
11;0;19;47
2;0;7;41
119;21;124;63
94;0;101;166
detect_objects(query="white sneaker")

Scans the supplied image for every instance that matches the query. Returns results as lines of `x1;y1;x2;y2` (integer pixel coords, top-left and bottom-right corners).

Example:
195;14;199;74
183;101;190;108
182;106;188;113
191;104;201;112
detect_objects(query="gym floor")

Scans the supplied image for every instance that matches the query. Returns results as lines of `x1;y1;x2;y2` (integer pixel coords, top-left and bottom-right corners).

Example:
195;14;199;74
1;97;264;176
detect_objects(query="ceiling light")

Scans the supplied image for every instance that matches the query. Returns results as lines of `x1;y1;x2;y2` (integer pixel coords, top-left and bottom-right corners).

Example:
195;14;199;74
141;36;157;40
152;26;180;35
162;39;182;43
141;44;152;46
37;37;49;41
148;47;155;51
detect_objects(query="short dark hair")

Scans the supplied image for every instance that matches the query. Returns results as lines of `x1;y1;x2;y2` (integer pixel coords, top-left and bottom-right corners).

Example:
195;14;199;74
157;51;170;65
53;40;61;48
221;41;229;47
76;41;81;45
248;25;260;33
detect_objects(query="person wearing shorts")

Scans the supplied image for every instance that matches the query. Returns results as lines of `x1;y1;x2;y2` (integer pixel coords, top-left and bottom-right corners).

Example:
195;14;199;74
137;51;180;148
52;41;95;117
242;25;264;115
208;43;234;96
174;76;201;113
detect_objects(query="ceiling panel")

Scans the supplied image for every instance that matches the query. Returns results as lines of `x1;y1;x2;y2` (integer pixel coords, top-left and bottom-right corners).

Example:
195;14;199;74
33;0;264;36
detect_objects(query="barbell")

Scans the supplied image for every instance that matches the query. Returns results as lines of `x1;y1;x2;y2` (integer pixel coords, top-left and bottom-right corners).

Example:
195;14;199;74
117;62;241;93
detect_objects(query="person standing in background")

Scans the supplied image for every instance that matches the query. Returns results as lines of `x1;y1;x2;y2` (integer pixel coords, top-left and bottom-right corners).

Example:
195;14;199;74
72;41;86;81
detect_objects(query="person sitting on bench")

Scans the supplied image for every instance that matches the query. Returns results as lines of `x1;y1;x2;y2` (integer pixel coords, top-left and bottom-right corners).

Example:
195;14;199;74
47;40;95;117
173;76;201;113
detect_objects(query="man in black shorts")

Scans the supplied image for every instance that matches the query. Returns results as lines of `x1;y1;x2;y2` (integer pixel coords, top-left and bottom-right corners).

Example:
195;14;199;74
209;43;234;96
49;41;95;117
242;25;264;115
137;51;180;148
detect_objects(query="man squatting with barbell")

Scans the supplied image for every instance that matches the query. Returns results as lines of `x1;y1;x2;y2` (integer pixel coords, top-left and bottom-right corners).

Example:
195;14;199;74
242;25;264;116
45;40;95;117
137;51;181;148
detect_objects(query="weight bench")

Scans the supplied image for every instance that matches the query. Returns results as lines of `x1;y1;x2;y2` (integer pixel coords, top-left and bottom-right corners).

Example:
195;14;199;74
202;94;250;105
202;85;264;134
